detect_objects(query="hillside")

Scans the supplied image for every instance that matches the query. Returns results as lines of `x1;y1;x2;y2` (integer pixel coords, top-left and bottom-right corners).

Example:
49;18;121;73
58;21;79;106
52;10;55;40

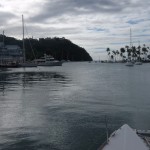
0;35;93;61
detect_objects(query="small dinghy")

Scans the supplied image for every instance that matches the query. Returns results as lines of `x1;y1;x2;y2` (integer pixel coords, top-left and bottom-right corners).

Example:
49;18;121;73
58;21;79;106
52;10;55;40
135;61;142;65
125;61;134;66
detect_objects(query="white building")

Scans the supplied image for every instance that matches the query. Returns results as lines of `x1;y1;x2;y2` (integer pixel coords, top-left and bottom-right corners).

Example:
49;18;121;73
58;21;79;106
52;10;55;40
0;42;23;64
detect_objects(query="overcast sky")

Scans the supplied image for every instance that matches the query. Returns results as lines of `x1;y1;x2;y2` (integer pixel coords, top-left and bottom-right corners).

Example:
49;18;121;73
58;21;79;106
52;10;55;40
0;0;150;60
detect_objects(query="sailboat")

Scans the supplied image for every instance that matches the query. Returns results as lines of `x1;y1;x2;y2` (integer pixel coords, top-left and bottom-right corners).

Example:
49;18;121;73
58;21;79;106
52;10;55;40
125;28;134;67
19;15;37;67
98;124;150;150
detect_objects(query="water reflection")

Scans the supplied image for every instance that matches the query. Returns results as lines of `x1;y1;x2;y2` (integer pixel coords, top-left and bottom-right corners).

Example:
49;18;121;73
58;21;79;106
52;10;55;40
0;70;74;150
0;71;69;95
0;128;39;150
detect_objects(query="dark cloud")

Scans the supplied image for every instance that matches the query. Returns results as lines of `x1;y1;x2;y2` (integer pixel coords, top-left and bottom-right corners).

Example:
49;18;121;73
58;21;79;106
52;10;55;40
28;0;132;23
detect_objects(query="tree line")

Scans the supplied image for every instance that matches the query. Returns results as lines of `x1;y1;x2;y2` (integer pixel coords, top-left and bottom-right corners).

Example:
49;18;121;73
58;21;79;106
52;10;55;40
106;44;150;62
0;35;93;61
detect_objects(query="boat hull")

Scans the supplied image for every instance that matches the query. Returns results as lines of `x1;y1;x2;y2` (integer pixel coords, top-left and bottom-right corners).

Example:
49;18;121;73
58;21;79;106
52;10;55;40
19;63;37;67
135;62;142;65
0;62;19;68
38;61;62;66
0;64;19;68
125;62;134;66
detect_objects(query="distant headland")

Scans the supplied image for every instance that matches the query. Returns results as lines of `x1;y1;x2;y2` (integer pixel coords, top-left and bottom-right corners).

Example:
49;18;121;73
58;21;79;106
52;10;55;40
0;35;93;61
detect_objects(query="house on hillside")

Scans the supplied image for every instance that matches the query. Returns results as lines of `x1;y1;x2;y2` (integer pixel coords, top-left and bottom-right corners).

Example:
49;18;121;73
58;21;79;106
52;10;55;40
0;42;23;66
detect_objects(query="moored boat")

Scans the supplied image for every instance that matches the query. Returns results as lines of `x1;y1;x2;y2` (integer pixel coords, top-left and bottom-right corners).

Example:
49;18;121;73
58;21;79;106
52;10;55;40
125;61;134;66
0;62;19;68
19;15;37;67
125;29;134;67
135;61;142;65
34;54;63;66
98;124;149;150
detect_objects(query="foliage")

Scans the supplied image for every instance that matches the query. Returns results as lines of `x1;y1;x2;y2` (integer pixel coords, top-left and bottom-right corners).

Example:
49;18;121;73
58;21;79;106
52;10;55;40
0;35;93;61
106;44;150;62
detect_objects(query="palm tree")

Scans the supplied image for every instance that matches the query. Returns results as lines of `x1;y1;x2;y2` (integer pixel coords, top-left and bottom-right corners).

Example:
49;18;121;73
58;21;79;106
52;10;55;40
120;47;125;61
112;50;116;62
106;48;111;61
131;46;137;61
147;47;150;60
136;45;141;61
125;45;132;61
142;44;148;61
111;55;114;60
115;50;119;61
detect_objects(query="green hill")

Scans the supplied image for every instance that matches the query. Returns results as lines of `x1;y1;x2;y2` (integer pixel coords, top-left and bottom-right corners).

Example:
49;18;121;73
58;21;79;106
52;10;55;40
0;35;93;61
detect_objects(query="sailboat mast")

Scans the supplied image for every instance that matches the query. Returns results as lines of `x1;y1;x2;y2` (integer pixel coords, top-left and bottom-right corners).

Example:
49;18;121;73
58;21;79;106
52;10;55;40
130;28;132;48
3;30;4;48
22;15;25;62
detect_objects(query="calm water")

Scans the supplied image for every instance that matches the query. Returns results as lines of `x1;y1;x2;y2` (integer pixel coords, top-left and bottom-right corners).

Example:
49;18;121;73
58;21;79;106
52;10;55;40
0;62;150;150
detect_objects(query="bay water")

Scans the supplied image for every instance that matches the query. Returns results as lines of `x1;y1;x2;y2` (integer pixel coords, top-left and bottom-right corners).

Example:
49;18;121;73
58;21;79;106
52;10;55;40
0;62;150;150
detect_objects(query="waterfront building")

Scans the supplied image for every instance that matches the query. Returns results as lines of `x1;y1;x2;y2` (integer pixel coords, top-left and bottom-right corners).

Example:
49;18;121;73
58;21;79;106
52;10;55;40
0;42;23;66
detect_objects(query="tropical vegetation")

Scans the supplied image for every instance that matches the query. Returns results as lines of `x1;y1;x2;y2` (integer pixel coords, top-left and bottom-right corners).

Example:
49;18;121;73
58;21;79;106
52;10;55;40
106;44;150;62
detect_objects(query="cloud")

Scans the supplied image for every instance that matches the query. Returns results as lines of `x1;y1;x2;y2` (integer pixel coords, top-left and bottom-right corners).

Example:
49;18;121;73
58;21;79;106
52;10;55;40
1;0;150;60
0;11;16;25
29;0;126;22
127;19;145;25
29;0;150;23
87;27;108;32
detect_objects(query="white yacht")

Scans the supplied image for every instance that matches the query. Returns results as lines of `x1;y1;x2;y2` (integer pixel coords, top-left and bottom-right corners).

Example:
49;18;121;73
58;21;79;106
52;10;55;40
98;124;150;150
35;54;63;66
